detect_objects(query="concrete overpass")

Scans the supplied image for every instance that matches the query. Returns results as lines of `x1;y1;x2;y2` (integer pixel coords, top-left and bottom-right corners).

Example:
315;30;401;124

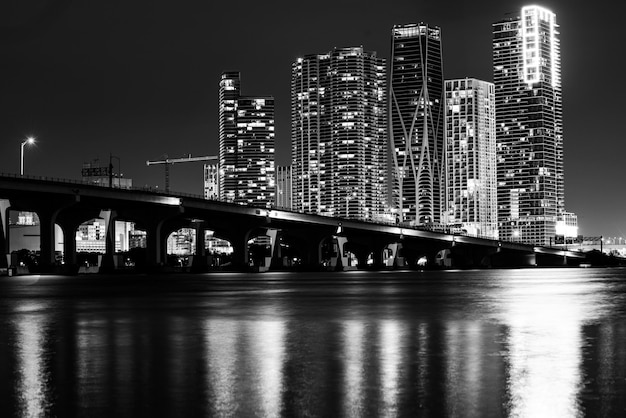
0;173;586;273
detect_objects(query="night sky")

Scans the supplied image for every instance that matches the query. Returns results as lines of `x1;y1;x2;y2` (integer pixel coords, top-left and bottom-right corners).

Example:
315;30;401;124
1;0;622;237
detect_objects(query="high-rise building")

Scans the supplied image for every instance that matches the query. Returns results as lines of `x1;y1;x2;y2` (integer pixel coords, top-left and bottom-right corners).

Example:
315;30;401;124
218;72;275;208
291;47;387;220
389;24;445;226
203;163;219;200
444;78;498;239
493;6;564;245
275;165;292;210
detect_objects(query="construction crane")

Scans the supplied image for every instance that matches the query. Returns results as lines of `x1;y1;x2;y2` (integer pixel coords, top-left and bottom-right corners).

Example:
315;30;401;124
146;154;217;193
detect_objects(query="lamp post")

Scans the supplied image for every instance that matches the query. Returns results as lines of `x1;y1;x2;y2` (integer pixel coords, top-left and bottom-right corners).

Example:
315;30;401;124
20;137;35;176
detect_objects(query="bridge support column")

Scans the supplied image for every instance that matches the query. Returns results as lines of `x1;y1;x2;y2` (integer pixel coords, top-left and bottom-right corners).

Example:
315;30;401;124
36;209;58;272
145;219;167;271
258;228;279;272
0;199;10;269
229;233;250;271
191;220;208;273
56;218;83;274
330;236;350;271
383;242;405;269
99;210;117;273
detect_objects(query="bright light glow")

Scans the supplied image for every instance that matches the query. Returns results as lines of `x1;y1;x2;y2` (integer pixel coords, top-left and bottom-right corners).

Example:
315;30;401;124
521;6;557;87
154;196;181;206
26;137;35;145
556;220;578;238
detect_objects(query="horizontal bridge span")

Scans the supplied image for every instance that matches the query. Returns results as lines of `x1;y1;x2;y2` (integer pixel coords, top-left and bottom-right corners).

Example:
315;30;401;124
0;174;585;273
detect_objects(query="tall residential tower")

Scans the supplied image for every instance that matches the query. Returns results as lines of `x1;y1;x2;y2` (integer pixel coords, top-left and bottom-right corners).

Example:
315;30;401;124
218;72;275;208
291;47;387;220
389;24;445;226
444;78;498;239
493;6;563;245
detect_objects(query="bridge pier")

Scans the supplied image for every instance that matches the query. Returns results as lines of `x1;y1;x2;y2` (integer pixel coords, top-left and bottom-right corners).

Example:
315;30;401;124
99;210;117;273
143;218;168;271
190;220;208;272
0;199;9;269
37;208;60;272
383;242;406;268
56;219;81;274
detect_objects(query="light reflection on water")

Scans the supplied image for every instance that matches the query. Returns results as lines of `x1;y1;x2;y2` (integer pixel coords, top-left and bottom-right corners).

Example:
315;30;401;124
14;302;52;418
379;319;404;417
341;320;365;417
1;268;626;416
496;271;596;417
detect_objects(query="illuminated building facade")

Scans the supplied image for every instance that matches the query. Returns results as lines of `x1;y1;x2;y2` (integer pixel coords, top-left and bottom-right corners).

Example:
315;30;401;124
275;165;292;210
445;78;498;239
493;6;564;245
389;24;445;226
203;163;219;200
291;47;386;220
218;72;275;208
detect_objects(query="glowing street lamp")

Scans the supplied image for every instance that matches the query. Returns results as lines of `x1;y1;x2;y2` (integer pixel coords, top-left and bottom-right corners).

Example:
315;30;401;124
20;137;35;176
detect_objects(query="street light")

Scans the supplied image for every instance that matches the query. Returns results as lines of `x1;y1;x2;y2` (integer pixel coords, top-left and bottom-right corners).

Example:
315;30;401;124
20;137;35;176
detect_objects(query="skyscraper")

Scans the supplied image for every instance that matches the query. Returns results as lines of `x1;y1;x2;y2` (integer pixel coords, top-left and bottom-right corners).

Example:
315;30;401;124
444;78;498;239
291;47;387;220
218;72;275;208
389;24;445;226
493;6;563;245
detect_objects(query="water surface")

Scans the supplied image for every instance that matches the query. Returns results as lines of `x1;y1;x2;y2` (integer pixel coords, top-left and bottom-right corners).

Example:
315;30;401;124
1;268;625;417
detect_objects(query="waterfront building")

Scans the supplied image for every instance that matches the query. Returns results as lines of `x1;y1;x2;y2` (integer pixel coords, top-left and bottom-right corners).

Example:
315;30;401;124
203;163;219;200
275;165;292;210
389;24;445;226
291;47;386;220
493;5;564;245
76;219;133;253
444;78;498;239
166;228;195;256
218;72;275;208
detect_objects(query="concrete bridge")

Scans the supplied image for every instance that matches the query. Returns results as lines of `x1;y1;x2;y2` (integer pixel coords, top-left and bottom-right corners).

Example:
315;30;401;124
0;174;586;273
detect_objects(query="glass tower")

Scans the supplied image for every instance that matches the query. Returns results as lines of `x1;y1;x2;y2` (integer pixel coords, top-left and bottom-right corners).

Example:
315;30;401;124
389;24;445;226
493;6;563;245
444;78;498;239
291;47;386;220
218;72;275;208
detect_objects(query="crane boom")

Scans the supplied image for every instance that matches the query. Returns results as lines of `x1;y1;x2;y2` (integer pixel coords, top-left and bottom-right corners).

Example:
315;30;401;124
146;155;217;166
146;154;218;192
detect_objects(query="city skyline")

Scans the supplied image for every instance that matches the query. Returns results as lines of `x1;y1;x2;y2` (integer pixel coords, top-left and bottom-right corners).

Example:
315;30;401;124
1;0;623;237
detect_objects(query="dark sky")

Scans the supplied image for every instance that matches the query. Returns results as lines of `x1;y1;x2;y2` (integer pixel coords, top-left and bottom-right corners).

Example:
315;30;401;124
1;0;623;237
